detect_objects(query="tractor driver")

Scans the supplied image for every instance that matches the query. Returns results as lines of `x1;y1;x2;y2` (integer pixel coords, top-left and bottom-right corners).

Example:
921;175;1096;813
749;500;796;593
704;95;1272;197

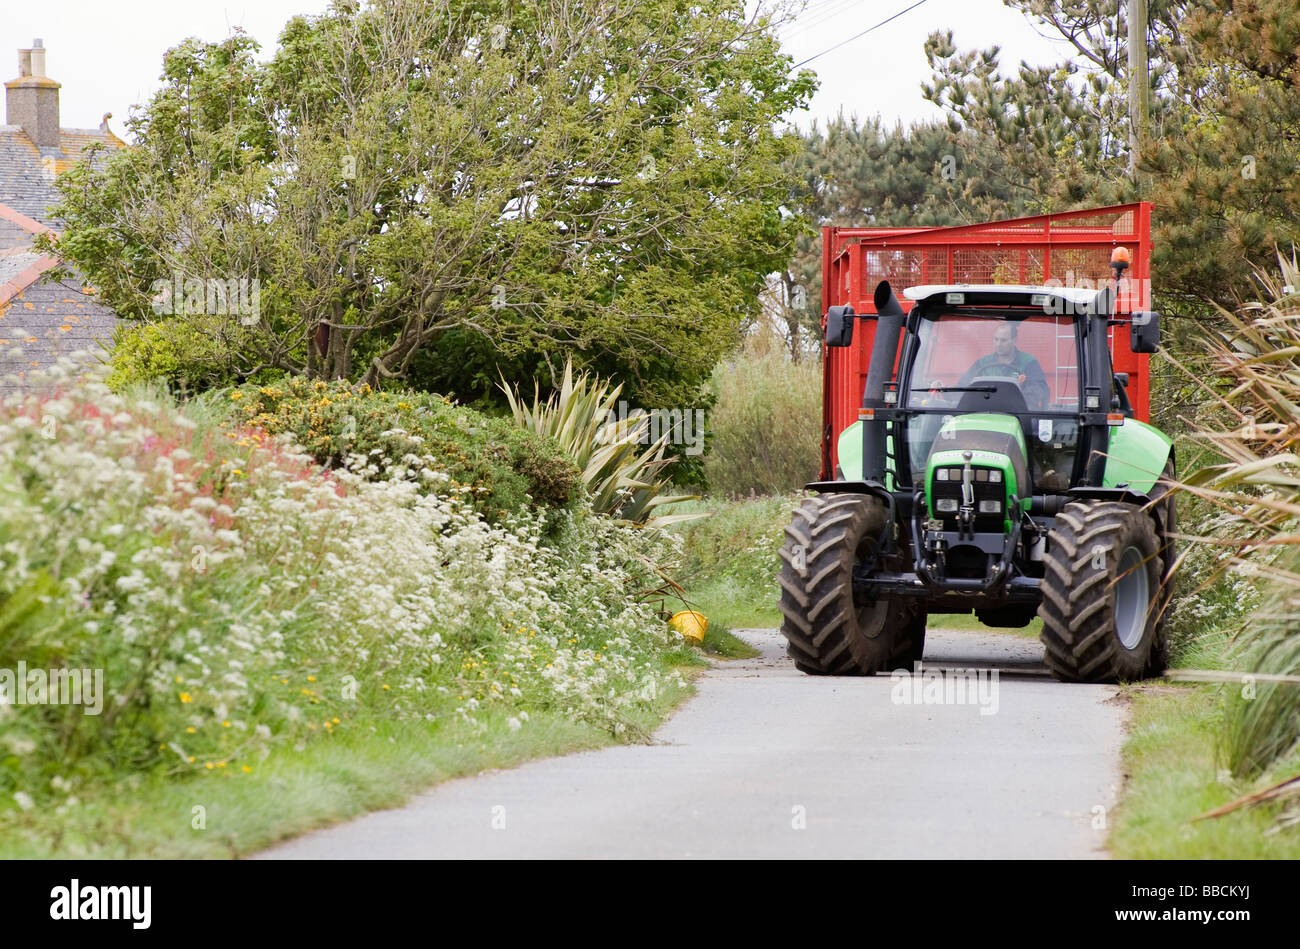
956;322;1049;408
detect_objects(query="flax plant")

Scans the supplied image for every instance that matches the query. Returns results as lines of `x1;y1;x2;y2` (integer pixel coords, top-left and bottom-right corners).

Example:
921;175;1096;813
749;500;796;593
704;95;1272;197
500;360;704;528
1178;251;1300;775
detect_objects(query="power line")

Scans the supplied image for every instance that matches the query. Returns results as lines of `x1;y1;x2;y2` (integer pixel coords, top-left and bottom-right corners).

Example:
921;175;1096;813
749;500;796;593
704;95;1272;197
792;0;931;69
783;0;864;39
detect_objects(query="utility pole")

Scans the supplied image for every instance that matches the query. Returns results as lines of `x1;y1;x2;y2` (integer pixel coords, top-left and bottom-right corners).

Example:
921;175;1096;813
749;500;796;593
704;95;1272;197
1127;0;1149;179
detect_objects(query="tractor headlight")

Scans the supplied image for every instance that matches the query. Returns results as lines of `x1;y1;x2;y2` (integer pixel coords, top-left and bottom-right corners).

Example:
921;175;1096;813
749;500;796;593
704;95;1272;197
936;499;958;513
978;500;1001;514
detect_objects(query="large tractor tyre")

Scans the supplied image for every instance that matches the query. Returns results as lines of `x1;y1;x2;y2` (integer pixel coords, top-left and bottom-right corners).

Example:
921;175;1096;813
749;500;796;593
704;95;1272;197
1038;500;1163;683
778;494;916;675
1145;459;1178;677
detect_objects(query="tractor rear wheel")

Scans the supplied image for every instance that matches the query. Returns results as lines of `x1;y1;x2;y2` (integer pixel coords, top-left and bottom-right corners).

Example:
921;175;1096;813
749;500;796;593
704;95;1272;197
1038;500;1163;682
778;493;916;675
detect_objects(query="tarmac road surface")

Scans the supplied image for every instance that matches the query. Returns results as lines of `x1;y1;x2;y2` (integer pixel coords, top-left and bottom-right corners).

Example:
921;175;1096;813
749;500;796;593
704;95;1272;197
256;626;1126;859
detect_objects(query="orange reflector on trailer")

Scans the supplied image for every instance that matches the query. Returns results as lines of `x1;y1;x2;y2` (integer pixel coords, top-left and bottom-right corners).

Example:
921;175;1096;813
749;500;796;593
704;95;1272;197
859;408;875;420
1107;413;1125;425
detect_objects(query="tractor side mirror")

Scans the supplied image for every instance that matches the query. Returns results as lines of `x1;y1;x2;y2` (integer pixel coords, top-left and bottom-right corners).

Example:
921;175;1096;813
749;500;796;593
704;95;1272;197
1130;311;1160;353
825;305;855;347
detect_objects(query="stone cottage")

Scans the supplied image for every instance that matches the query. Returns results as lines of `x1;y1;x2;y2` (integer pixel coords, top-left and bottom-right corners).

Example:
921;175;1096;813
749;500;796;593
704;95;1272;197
0;39;125;387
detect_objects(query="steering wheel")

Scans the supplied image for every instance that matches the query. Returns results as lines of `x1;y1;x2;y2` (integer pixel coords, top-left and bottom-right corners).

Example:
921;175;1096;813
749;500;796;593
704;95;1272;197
967;374;1049;412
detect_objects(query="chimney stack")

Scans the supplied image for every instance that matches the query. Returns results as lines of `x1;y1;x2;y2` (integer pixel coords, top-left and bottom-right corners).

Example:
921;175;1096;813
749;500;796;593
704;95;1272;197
6;39;60;149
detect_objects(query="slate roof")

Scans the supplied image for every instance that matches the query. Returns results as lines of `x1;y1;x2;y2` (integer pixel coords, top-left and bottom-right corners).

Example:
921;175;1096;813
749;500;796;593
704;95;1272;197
0;272;118;388
0;123;122;226
0;121;125;390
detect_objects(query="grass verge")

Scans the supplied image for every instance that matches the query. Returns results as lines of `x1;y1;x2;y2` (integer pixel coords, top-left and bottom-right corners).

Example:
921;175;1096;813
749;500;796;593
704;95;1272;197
699;623;761;659
1110;683;1300;858
0;654;701;859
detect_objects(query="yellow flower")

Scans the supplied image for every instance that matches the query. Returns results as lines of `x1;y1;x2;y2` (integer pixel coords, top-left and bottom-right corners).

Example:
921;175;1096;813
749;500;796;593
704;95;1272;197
180;692;193;704
175;675;183;683
242;766;252;773
331;717;340;725
205;762;214;770
230;391;243;400
222;720;230;728
216;761;227;768
186;726;196;734
188;756;196;763
307;675;316;682
381;684;390;690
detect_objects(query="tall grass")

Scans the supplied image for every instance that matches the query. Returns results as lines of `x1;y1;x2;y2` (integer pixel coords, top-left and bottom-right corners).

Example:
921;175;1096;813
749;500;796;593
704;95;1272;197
666;493;800;628
703;343;821;496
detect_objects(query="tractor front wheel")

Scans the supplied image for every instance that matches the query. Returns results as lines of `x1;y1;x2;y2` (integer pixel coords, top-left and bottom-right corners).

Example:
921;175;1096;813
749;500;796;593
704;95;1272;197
778;494;917;675
1038;500;1163;682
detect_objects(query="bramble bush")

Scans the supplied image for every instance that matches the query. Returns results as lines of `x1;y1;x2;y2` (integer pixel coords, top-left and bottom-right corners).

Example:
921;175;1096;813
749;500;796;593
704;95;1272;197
0;360;690;814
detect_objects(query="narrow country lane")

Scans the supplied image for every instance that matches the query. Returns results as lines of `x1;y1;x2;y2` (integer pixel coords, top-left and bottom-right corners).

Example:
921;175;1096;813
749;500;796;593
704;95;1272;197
256;627;1127;859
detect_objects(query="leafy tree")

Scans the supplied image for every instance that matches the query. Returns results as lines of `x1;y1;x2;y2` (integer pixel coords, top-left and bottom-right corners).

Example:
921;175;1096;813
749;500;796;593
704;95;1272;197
39;0;815;411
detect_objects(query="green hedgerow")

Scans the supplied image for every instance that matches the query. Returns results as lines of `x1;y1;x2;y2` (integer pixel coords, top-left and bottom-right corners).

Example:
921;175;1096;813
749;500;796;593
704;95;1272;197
229;376;582;525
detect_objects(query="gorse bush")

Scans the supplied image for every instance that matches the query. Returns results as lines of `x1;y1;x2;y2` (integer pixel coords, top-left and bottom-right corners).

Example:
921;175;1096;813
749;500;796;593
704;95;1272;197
232;376;582;525
703;347;821;496
0;361;688;812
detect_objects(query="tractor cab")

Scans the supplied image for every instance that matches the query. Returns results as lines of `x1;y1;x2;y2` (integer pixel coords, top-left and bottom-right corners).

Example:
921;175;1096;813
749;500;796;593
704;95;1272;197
897;284;1101;497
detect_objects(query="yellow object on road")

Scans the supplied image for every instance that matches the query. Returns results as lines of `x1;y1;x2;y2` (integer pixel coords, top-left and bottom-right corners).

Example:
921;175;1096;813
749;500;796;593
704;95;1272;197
669;610;708;643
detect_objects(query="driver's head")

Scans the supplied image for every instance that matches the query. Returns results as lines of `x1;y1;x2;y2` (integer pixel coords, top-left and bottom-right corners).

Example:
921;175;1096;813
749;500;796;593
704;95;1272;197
993;323;1018;360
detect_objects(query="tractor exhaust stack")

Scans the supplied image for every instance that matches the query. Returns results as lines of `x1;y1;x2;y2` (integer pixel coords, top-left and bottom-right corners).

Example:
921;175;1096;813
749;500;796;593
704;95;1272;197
861;281;905;484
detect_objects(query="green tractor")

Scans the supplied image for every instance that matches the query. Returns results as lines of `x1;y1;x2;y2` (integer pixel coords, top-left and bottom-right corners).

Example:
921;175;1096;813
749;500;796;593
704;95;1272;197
779;260;1175;683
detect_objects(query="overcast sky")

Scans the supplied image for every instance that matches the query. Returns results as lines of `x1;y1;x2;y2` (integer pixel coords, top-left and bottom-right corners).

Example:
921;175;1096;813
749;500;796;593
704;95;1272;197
1;0;1074;139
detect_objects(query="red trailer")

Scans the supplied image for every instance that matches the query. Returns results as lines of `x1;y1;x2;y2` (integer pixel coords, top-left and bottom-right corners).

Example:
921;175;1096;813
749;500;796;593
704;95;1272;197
819;203;1153;479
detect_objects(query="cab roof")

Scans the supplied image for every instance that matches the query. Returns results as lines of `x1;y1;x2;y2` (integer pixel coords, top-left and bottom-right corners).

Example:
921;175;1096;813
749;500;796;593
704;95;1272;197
903;284;1102;307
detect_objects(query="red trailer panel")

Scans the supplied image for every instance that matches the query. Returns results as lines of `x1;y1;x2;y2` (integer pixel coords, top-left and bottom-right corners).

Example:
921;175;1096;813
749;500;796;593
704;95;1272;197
819;203;1153;479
